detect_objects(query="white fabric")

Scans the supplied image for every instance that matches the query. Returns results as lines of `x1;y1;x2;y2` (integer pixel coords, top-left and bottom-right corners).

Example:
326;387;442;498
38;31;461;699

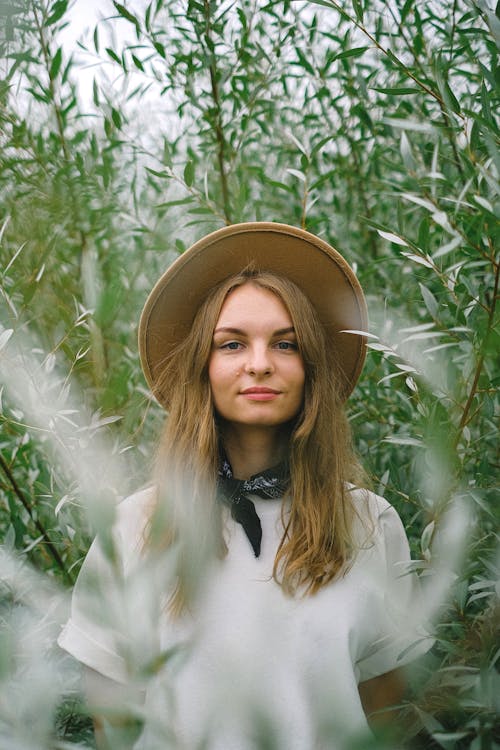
58;486;433;749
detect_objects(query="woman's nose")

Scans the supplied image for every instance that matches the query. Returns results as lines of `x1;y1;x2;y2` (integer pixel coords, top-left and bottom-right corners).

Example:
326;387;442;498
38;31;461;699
244;345;273;375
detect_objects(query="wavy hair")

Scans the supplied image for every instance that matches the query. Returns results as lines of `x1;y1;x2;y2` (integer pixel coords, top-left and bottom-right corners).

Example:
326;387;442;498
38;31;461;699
149;269;366;613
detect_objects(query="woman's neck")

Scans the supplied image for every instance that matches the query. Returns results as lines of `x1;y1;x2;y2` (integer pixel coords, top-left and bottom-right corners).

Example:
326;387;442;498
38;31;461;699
220;425;289;480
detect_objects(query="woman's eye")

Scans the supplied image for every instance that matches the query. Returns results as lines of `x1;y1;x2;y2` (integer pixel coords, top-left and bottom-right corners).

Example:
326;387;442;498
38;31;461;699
221;341;242;350
276;341;298;351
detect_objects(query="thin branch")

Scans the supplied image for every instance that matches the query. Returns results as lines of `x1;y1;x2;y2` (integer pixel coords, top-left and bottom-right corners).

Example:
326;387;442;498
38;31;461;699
300;173;309;230
202;0;232;224
325;0;460;116
31;2;70;161
0;450;72;583
453;252;499;450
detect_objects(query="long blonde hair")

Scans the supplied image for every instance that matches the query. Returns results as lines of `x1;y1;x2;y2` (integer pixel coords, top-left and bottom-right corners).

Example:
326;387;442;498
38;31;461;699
150;269;365;612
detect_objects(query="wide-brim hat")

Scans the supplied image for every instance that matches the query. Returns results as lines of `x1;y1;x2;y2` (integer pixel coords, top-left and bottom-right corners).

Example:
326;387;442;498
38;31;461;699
139;222;368;407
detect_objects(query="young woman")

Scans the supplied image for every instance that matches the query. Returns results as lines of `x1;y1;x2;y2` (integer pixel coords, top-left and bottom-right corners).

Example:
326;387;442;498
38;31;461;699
59;223;432;749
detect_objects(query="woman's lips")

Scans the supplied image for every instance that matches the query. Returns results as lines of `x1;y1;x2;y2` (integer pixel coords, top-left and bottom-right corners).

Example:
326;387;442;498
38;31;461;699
240;387;281;401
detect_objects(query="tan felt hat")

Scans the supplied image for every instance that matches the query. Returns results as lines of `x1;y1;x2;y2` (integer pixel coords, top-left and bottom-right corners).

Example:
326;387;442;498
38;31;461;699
139;222;368;407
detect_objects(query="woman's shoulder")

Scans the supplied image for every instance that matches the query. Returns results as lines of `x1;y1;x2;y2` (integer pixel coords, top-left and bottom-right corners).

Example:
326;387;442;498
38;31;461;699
347;485;408;547
117;484;156;516
347;484;392;519
112;485;156;547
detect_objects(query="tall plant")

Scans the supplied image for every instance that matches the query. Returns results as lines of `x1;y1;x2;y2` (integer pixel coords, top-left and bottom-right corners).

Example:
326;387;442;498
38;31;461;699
0;0;498;746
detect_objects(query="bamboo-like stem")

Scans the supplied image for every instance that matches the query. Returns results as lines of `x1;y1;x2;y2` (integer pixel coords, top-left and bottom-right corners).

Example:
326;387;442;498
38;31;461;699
0;450;72;583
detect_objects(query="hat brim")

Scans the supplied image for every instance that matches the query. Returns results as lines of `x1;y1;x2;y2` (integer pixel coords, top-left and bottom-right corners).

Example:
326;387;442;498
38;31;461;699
139;222;368;407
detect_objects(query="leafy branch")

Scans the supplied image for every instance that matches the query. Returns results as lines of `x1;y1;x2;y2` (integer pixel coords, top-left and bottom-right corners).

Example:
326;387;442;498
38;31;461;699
0;449;72;583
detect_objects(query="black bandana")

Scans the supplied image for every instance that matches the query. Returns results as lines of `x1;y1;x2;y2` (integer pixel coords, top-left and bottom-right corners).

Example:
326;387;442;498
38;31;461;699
217;457;290;557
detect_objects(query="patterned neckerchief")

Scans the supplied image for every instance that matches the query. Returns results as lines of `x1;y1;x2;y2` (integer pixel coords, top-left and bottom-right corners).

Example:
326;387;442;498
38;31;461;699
217;456;290;557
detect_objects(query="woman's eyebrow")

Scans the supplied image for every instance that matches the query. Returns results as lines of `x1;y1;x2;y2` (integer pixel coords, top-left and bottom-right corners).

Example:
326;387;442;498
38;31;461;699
213;326;296;336
213;326;246;335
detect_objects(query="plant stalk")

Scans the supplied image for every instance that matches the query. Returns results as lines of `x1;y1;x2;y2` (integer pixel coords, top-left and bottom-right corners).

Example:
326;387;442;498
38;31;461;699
453;254;499;450
0;450;72;583
202;0;232;224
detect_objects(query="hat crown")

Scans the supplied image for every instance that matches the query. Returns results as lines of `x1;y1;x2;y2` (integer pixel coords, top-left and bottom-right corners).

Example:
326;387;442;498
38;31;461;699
139;222;367;407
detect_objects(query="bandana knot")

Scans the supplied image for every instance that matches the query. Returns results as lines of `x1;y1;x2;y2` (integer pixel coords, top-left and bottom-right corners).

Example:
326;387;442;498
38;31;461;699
217;457;290;557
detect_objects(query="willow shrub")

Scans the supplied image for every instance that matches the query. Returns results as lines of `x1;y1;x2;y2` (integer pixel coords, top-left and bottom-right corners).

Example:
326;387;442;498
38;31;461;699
0;0;498;747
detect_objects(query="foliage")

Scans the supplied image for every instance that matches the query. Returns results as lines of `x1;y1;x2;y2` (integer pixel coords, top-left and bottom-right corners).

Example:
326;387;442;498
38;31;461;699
0;0;498;747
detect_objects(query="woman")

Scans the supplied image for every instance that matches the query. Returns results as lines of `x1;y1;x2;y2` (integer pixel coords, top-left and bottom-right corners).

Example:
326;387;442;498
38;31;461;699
59;223;432;749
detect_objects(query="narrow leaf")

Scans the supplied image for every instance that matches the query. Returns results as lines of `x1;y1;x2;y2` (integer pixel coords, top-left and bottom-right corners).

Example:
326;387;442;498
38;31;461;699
0;329;13;352
334;46;369;61
377;230;408;246
184;161;195;187
432;235;462;259
287;168;306;182
153;41;166;58
419;283;439;317
401;252;434;269
46;0;68;26
113;2;140;27
401;193;435;212
383;436;424;447
106;48;122;65
49;48;63;80
400;131;416;171
370;87;419;95
352;0;364;22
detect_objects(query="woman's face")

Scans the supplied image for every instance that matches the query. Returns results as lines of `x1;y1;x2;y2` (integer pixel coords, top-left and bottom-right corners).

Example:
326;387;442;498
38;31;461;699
208;283;305;430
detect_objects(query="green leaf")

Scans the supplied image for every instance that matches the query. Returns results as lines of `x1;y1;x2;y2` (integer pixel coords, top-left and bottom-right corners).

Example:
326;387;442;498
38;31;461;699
305;0;336;8
352;0;364;22
400;131;417;171
333;46;369;62
187;206;215;215
93;78;100;107
419;283;439;318
370;86;419;95
132;54;144;72
295;47;316;76
443;81;461;115
153;41;166;58
184;160;195;187
106;48;122;65
156;197;195;208
145;167;172;179
287;168;306;182
49;48;63;80
111;108;122;129
262;179;293;193
113;2;140;28
46;0;68;26
400;0;413;23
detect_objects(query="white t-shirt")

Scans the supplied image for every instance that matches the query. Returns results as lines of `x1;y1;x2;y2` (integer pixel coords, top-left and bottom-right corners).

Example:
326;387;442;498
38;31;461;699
58;486;433;749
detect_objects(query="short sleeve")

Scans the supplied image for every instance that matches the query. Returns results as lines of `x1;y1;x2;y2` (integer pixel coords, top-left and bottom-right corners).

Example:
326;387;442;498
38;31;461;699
57;487;157;684
58;533;128;683
355;502;434;682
